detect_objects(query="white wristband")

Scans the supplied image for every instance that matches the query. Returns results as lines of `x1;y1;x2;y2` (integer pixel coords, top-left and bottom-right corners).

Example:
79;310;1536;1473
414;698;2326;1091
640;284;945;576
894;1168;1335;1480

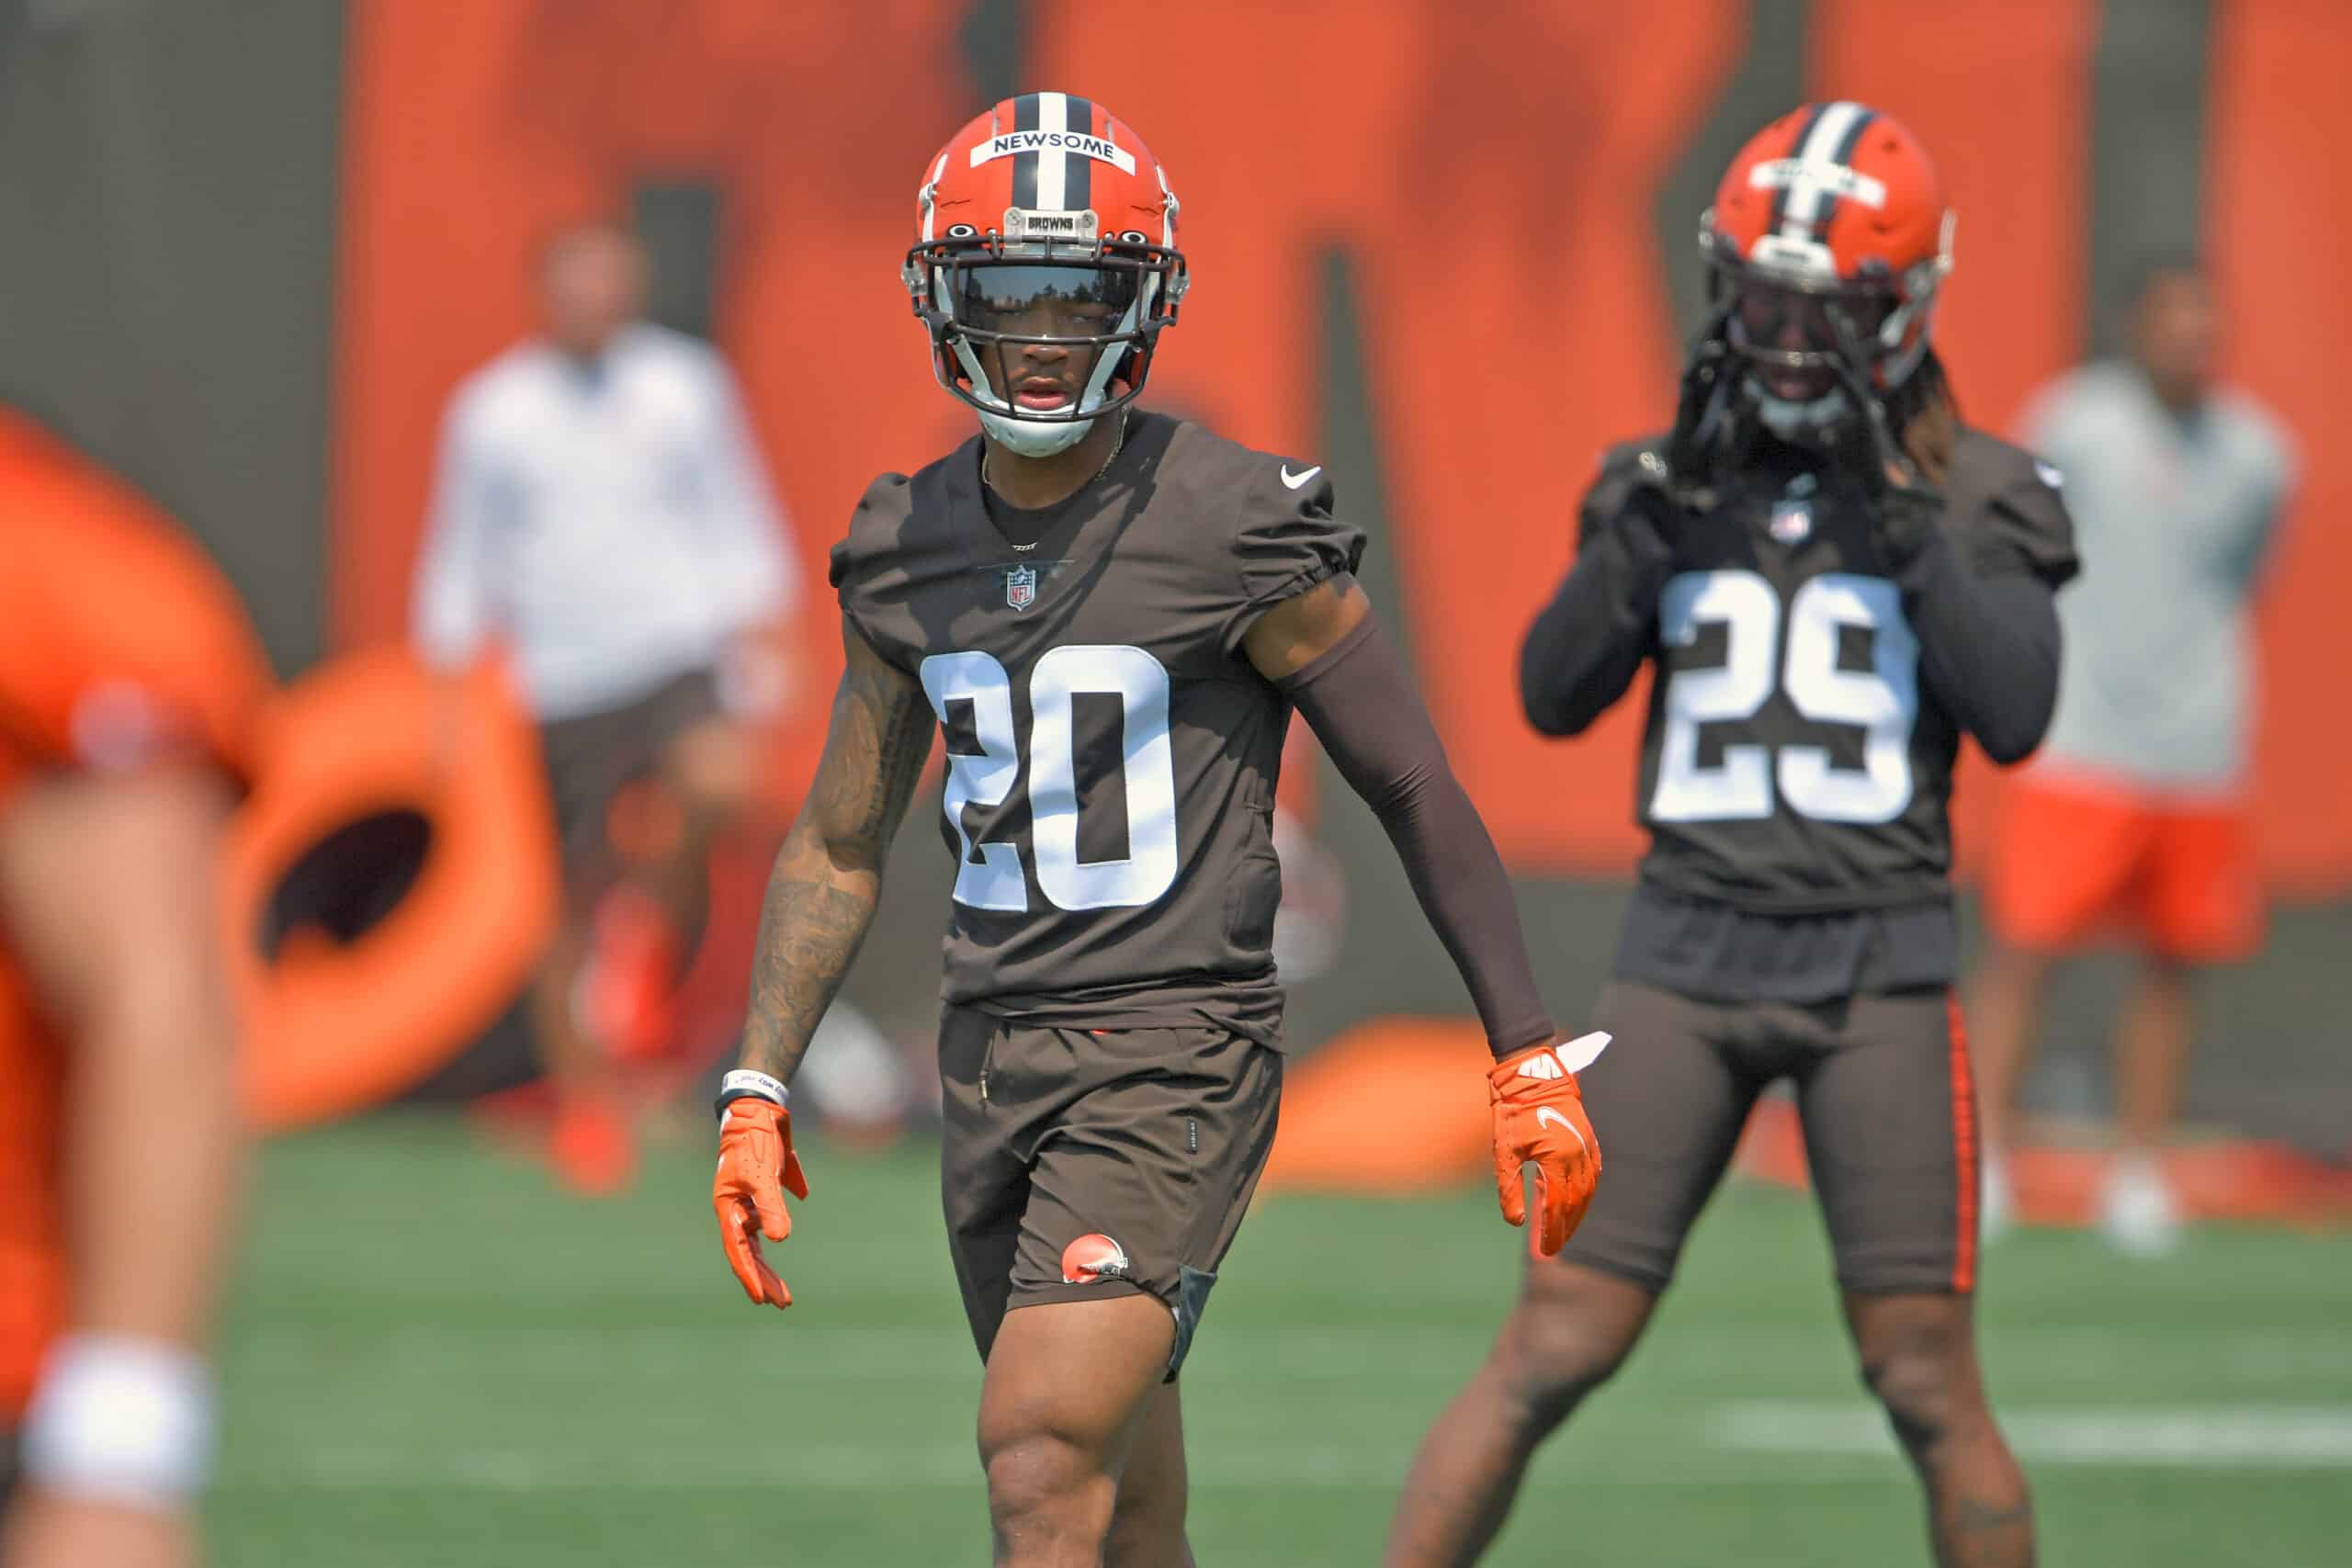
714;1068;789;1124
20;1335;216;1511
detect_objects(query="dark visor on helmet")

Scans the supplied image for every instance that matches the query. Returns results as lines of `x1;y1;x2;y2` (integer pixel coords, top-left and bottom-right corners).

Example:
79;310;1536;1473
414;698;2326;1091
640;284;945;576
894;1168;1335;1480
1721;274;1895;368
952;264;1139;338
906;232;1186;426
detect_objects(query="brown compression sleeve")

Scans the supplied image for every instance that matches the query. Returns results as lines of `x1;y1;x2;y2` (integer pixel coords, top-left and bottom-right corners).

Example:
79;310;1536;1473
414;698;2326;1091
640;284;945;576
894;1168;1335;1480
1278;614;1556;1058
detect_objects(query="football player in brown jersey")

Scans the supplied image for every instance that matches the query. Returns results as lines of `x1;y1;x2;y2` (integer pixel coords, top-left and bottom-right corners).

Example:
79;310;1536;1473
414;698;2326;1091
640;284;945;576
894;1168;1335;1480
707;93;1602;1566
1385;105;2078;1568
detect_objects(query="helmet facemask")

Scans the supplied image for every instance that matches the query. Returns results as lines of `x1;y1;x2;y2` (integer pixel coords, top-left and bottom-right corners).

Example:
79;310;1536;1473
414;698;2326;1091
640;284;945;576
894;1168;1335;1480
1700;209;1951;446
906;215;1186;457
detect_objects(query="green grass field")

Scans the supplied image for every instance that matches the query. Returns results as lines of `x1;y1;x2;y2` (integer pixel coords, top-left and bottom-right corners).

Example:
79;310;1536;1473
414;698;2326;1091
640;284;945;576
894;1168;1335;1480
213;1116;2352;1565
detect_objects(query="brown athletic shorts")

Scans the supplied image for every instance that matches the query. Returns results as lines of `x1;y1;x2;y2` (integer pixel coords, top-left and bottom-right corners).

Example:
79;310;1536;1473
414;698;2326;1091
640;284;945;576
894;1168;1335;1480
537;669;721;895
937;1009;1282;1377
1560;980;1980;1295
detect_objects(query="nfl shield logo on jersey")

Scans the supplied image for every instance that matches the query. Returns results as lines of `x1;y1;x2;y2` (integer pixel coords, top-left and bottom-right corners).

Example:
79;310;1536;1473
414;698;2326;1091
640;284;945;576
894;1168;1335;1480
1769;499;1813;543
1004;565;1038;612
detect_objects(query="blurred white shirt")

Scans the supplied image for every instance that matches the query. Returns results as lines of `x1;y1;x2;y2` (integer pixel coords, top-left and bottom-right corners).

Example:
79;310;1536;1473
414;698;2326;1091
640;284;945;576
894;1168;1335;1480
2024;362;2294;795
412;323;797;721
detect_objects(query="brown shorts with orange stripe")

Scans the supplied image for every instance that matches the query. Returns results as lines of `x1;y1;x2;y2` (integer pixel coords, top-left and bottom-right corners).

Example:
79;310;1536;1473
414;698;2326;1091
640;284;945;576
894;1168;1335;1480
1561;981;1979;1296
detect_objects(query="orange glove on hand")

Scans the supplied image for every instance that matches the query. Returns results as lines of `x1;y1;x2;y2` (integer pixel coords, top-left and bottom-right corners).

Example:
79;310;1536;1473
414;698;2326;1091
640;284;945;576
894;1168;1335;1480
1488;1031;1610;1258
712;1073;809;1308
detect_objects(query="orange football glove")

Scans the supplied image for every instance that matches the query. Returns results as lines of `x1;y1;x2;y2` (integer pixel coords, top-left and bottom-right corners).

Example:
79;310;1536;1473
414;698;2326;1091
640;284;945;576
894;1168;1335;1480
713;1089;809;1308
1488;1032;1610;1258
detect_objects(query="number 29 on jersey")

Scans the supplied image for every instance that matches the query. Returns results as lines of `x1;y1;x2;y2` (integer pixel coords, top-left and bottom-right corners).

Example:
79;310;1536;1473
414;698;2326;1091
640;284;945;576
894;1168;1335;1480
1651;569;1920;825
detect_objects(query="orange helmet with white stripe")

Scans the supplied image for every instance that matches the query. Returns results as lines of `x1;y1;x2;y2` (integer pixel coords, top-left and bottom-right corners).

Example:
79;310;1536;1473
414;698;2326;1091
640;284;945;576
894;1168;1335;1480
1700;103;1953;440
903;93;1186;457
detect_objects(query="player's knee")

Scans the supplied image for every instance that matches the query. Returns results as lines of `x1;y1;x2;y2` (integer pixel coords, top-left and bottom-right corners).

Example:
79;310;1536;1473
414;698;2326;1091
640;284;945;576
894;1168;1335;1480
983;1430;1116;1545
1496;1292;1638;1426
1857;1314;1978;1451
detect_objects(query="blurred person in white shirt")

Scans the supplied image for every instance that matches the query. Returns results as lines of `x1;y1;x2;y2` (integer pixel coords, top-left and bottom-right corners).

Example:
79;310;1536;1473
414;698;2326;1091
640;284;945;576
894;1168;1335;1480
1970;258;2294;1254
413;220;799;1193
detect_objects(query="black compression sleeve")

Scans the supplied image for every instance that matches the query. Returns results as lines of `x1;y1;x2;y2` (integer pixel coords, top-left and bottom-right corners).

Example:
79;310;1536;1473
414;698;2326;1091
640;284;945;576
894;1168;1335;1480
1519;516;1673;737
1894;527;2063;764
1281;615;1556;1057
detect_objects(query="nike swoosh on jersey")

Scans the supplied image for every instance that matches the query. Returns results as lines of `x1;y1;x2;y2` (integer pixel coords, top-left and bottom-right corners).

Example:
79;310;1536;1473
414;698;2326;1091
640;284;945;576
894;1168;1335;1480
1280;464;1322;491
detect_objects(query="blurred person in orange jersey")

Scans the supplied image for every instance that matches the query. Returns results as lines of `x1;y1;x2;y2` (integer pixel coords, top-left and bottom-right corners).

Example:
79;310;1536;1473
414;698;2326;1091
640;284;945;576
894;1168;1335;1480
0;410;272;1568
412;220;802;1195
1971;259;2296;1254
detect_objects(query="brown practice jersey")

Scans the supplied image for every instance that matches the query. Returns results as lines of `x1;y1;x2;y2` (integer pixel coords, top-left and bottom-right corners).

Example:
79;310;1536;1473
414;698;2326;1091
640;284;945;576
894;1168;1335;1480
1597;426;2078;912
830;412;1362;1042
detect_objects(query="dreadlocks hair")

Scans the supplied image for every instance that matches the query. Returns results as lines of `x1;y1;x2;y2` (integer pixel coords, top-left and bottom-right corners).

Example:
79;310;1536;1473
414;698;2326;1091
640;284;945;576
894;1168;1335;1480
1888;346;1959;485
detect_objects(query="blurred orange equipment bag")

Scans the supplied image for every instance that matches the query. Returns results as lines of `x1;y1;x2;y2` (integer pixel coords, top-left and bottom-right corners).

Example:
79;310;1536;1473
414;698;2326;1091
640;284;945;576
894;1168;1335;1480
225;649;559;1129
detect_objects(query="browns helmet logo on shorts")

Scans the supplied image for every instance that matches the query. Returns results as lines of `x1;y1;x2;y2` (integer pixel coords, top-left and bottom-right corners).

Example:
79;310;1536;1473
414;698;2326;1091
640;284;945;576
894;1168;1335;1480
1060;1233;1131;1285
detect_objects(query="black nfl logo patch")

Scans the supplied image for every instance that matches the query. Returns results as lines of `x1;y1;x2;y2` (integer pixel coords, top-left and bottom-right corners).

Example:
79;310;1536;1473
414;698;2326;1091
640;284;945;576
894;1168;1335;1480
1769;499;1812;543
1004;565;1038;612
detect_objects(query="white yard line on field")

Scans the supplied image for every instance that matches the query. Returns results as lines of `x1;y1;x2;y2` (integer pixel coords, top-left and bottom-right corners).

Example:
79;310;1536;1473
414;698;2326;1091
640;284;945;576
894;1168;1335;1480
1715;1402;2352;1467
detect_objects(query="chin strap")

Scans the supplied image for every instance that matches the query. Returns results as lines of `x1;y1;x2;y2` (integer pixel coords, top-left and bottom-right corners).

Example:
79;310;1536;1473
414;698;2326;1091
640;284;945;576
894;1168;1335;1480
977;405;1097;457
1749;378;1855;446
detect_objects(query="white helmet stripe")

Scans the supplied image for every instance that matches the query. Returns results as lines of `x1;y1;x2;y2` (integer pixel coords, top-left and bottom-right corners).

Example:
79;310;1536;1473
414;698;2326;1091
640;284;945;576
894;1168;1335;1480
1777;99;1869;239
1035;91;1069;211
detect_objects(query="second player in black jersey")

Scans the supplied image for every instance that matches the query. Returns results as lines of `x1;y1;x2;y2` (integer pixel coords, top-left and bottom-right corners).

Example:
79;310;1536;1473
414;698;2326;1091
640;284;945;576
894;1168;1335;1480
1556;428;2073;913
1529;423;2073;1007
1389;104;2076;1568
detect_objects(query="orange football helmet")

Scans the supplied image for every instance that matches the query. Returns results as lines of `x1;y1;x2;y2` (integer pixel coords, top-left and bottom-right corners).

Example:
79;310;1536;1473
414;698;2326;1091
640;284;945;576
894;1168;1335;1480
903;92;1187;457
1700;103;1953;438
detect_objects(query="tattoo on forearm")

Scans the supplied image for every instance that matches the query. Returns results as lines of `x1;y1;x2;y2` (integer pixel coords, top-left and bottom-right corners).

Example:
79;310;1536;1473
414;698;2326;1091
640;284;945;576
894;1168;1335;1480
741;875;876;1082
740;649;934;1083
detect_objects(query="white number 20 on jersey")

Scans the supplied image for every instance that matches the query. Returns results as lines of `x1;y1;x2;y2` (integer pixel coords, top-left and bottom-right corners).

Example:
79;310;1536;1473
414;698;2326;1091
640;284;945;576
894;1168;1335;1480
920;645;1179;912
1650;570;1919;824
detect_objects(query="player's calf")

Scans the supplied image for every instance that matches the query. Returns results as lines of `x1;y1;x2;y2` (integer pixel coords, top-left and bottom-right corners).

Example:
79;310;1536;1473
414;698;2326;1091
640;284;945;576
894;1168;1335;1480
1847;1292;2034;1568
